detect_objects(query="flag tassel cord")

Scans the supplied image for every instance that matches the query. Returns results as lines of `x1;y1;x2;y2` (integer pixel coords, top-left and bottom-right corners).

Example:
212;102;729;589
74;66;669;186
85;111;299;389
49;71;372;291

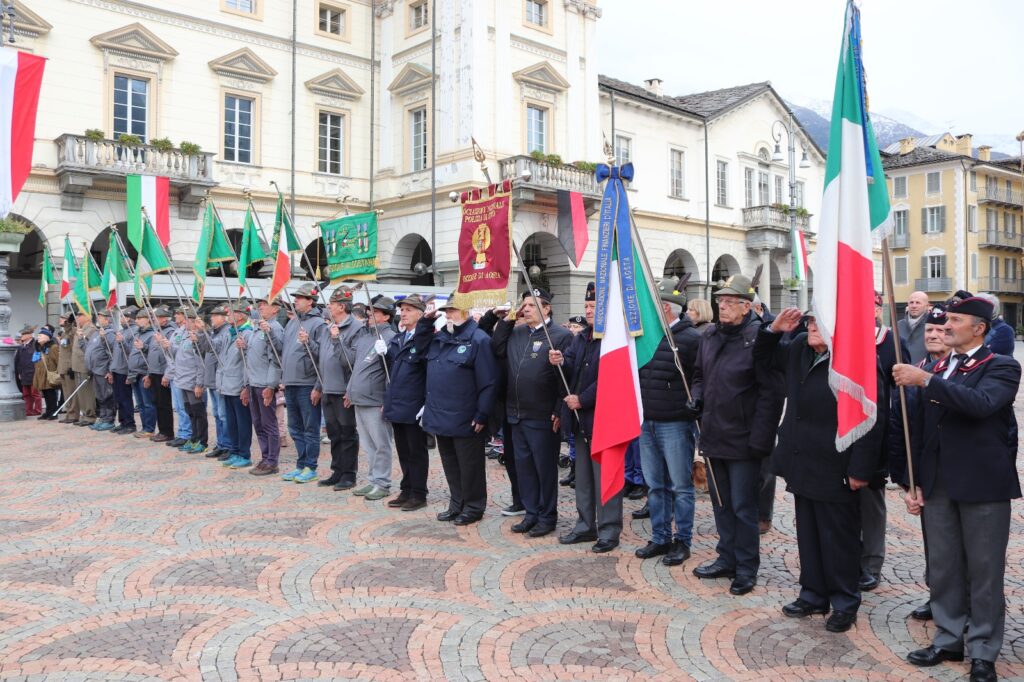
881;237;916;494
626;211;723;508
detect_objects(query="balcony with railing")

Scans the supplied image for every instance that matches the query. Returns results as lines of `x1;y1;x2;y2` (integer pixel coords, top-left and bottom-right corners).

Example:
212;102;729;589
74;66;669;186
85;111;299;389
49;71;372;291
981;276;1023;295
499;156;603;200
979;229;1023;250
55;134;217;216
890;232;910;249
977;186;1024;207
741;205;811;232
914;277;952;293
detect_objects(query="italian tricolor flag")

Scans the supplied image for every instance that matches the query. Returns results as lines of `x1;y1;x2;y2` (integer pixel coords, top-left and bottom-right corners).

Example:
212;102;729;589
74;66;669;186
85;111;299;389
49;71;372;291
592;246;663;503
814;1;891;450
792;229;809;282
126;174;170;249
60;236;78;299
0;49;45;219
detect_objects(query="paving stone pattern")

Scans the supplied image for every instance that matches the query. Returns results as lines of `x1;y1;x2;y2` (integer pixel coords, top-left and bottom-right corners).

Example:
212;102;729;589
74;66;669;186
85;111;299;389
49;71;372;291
0;392;1023;682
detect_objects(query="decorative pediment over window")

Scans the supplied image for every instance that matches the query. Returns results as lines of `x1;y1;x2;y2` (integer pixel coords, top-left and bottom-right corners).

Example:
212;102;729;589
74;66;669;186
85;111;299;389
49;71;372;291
305;68;364;100
513;61;570;92
209;48;278;83
89;23;178;62
10;1;52;37
387;63;434;96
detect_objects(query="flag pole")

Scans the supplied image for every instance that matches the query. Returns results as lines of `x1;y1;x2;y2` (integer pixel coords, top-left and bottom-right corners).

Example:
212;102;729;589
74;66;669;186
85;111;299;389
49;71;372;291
241;192;325;387
627;211;723;507
881;237;916;495
82;244;118;361
269;180;334;311
360;280;391;384
109;227;175;368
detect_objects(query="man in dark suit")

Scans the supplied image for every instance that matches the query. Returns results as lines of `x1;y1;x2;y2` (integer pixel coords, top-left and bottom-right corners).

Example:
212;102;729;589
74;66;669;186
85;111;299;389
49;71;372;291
894;295;1021;682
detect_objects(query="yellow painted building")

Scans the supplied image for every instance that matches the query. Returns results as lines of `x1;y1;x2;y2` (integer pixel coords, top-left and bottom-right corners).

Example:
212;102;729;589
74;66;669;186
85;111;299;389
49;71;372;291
882;133;1024;329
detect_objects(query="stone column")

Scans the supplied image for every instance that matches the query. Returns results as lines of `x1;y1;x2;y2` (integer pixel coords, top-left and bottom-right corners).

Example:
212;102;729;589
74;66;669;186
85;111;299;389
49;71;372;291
0;234;27;421
758;248;772;305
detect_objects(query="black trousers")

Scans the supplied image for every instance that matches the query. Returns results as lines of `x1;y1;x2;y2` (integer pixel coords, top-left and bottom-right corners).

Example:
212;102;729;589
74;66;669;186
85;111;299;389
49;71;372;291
150;374;174;437
503;418;521;507
393;421;429;498
794;493;862;614
709;458;762;579
112;372;135;427
322;394;358;483
511;418;560;527
41;388;58;417
437;432;487;518
183;389;208;446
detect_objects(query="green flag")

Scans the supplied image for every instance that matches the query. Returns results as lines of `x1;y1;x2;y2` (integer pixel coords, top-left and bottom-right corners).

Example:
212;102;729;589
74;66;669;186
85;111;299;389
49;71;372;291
192;202;235;305
101;234;131;309
38;246;56;308
237;205;267;294
272;191;302;253
321;211;379;282
135;217;171;307
72;246;101;313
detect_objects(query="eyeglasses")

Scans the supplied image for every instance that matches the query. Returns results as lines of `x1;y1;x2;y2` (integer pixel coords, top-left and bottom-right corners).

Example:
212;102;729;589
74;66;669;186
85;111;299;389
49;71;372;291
717;297;748;307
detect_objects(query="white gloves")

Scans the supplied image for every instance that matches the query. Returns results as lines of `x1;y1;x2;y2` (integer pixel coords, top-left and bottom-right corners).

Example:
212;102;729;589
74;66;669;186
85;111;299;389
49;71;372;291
373;339;388;355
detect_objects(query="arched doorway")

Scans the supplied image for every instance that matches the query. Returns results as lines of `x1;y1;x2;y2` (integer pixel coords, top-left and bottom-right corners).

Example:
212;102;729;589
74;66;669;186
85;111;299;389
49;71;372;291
392;233;434;286
223;228;268;279
662;248;701;299
710;254;741;290
518;231;571;315
302;237;330;286
6;215;55;328
90;223;138;271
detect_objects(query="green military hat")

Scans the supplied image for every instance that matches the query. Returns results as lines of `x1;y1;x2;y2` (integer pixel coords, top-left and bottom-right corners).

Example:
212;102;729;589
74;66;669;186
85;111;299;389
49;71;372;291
18;324;35;335
329;287;353;304
182;308;199;319
657;277;687;307
397;294;426;312
293;282;320;300
715;274;756;301
135;307;151;319
438;292;467;311
152;306;173;318
231;300;251;314
210;304;229;316
371;296;396;314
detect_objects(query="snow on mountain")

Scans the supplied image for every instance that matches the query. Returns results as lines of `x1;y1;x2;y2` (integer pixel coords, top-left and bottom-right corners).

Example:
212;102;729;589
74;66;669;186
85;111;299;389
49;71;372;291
786;97;924;151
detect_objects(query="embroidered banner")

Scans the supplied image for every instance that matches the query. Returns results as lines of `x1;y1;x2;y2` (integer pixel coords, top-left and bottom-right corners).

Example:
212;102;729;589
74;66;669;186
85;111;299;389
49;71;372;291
321;211;379;282
456;180;513;308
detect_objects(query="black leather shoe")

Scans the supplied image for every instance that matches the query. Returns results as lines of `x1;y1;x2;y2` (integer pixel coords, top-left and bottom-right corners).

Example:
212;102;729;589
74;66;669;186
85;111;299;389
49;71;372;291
693;561;736;579
166;437;187;447
206;447;224;458
318;474;342;487
592;539;619;553
782;599;829;618
970;659;997;682
858;571;880;591
729;576;756;595
436;509;460;522
661;541;691;566
627;484;648;500
333;478;356;491
631;503;650;519
910;601;933;621
511;519;536;534
387;492;410;508
825;610;857;632
907;646;965;667
558;454;570;469
559;468;575;487
634;541;670;559
452;514;482;526
527;525;555;538
559;530;597;545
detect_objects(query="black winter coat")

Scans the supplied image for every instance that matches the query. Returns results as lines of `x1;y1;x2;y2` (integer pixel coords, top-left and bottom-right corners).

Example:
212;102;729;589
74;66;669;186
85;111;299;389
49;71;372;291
911;346;1021;503
638;317;700;422
691;312;783;460
559;328;601;438
491;318;572;423
14;342;36;387
870;327;910;487
754;328;885;503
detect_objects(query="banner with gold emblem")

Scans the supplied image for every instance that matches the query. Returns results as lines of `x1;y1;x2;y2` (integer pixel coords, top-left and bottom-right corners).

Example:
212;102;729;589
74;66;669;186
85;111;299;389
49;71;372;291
456;180;512;307
320;211;379;282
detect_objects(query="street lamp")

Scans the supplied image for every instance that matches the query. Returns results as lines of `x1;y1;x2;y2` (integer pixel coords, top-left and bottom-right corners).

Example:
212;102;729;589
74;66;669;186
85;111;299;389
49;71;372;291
772;114;811;311
2;1;16;44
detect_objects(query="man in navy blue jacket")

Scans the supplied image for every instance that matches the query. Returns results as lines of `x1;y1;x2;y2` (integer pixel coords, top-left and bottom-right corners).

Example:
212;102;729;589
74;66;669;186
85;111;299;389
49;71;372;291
895;296;1021;682
415;293;498;526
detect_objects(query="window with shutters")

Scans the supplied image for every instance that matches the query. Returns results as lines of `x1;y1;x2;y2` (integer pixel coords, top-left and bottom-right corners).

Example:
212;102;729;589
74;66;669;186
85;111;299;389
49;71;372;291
893;176;907;198
716;161;729;206
990;256;1000;279
744;168;754;208
524;0;548;28
1006;258;1017;282
1007;180;1013;194
758;171;769;205
774;175;784;204
795;181;805;207
927;254;945;279
968;205;977;232
924;206;944;234
926;171;941;195
894;210;908;235
971;252;978;280
894;257;908;285
987;208;998;231
1005;211;1016;236
969;171;977;191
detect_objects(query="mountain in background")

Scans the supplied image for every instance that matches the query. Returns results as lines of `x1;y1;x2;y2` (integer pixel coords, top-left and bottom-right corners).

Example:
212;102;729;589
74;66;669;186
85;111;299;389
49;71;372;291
786;98;1013;159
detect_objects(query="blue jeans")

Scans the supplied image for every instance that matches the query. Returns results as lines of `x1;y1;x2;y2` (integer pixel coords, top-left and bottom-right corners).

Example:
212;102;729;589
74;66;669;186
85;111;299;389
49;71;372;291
625;438;645;486
639;420;696;546
209;389;228;449
223;394;253;459
136;380;156;433
284;385;321;471
171;382;192;439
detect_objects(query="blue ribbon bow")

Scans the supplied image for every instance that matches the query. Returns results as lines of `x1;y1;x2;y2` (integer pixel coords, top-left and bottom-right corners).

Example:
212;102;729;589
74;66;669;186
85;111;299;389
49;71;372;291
593;162;641;338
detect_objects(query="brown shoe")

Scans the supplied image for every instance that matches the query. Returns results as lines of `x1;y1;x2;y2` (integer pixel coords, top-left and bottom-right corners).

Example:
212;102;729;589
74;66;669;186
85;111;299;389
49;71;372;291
151;434;172;443
758;520;772;535
134;431;155;439
249;463;278;476
387;492;411;508
401;496;427;511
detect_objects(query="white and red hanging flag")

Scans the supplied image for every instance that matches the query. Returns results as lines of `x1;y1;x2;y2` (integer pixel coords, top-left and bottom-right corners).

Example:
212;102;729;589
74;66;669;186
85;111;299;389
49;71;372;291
814;1;892;451
60;236;78;299
126;175;170;248
0;48;46;218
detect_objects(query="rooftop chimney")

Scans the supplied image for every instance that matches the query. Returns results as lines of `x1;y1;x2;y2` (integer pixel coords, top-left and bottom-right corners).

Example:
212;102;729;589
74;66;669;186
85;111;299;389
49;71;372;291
643;78;663;97
978;145;992;162
955;134;973;157
899;137;915;155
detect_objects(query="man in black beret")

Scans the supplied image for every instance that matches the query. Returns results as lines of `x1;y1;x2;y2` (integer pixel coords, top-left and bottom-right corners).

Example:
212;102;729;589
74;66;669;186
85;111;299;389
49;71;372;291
894;296;1021;681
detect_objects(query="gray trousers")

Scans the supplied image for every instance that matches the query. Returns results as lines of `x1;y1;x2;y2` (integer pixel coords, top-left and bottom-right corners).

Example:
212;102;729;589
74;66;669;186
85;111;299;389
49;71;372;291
354;405;393;489
570;427;623;542
924;481;1010;662
859;485;886;576
93;373;115;422
74;371;95;423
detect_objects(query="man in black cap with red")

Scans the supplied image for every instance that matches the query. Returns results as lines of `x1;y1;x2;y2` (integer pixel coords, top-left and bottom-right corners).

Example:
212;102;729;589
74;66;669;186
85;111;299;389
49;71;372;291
492;287;573;538
894;295;1021;682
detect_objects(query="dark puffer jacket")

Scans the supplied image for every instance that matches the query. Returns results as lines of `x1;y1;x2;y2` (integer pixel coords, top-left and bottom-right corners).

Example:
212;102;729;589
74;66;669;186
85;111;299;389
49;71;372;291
638;316;701;422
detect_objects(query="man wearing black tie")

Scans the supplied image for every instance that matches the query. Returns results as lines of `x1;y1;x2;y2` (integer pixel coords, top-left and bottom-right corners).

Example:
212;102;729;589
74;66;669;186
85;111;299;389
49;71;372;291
894;296;1021;682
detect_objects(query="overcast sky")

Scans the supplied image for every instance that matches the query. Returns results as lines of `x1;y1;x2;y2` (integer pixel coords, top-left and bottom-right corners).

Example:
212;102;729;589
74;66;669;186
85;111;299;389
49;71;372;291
595;0;1024;144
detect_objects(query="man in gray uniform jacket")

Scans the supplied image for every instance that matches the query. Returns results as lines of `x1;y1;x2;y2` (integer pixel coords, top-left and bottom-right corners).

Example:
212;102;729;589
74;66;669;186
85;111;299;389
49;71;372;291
281;283;328;483
210;302;254;469
85;309;116;431
245;296;285;475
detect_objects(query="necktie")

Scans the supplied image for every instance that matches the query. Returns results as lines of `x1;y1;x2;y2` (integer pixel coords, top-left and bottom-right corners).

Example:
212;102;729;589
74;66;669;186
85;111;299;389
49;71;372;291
953;353;968;369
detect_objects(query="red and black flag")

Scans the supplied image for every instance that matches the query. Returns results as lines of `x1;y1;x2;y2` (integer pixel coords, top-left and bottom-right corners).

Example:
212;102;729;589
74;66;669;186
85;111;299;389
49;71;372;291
556;190;588;267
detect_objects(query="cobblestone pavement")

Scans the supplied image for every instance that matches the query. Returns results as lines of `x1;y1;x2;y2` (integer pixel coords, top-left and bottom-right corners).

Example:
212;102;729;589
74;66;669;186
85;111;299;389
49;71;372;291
0;404;1023;682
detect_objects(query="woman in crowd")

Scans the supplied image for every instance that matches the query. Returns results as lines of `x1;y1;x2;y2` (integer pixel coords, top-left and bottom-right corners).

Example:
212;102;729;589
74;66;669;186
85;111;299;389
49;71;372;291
32;326;61;420
687;298;715;336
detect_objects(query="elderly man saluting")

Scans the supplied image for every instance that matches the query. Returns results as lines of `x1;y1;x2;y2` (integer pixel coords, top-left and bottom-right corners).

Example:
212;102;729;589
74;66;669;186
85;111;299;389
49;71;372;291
894;295;1021;682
